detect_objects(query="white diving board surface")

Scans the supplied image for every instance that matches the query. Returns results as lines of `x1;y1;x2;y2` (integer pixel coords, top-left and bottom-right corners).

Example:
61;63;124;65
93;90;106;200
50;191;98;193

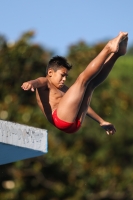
0;120;48;165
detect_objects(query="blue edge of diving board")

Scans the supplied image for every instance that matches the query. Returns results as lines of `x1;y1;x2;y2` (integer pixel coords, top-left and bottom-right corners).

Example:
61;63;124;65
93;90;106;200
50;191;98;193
0;120;48;165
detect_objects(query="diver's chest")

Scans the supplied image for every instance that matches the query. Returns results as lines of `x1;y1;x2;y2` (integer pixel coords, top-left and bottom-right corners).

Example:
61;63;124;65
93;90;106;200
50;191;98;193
49;88;65;100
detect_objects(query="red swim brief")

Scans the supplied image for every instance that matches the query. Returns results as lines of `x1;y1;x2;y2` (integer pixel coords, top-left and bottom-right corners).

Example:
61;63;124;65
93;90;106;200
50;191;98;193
52;110;81;134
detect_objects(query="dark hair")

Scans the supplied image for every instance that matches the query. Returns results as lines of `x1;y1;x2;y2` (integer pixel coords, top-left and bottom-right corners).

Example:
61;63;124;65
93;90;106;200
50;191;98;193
46;55;72;75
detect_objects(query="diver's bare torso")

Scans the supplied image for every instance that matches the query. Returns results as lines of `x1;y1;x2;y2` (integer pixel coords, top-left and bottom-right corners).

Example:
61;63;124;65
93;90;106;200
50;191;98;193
36;79;68;123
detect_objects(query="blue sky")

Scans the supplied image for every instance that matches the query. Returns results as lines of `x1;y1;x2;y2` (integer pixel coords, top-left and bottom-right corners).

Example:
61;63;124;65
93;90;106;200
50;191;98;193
0;0;133;55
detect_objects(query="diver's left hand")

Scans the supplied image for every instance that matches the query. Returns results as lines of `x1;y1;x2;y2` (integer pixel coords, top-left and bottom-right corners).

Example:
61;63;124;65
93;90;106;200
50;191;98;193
100;121;116;135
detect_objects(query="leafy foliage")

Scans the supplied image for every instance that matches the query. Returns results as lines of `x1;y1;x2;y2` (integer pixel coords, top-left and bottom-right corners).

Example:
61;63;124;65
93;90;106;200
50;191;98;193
0;31;133;200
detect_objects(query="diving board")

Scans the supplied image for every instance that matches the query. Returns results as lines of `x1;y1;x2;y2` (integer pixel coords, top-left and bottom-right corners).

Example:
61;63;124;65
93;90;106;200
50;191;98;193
0;120;48;165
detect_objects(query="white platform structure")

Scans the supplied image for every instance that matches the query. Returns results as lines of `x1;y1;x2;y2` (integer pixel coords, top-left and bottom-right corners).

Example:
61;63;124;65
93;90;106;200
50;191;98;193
0;120;48;165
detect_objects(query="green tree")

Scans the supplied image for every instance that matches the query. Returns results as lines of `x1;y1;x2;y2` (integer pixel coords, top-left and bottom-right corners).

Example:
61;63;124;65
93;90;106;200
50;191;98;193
0;31;51;124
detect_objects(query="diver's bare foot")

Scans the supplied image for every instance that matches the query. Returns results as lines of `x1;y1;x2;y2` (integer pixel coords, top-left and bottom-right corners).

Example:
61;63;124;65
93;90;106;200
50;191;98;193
106;31;128;53
117;37;128;56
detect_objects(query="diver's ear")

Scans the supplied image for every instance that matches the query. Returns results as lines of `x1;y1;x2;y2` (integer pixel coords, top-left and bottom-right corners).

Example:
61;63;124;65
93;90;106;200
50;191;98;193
48;68;54;77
